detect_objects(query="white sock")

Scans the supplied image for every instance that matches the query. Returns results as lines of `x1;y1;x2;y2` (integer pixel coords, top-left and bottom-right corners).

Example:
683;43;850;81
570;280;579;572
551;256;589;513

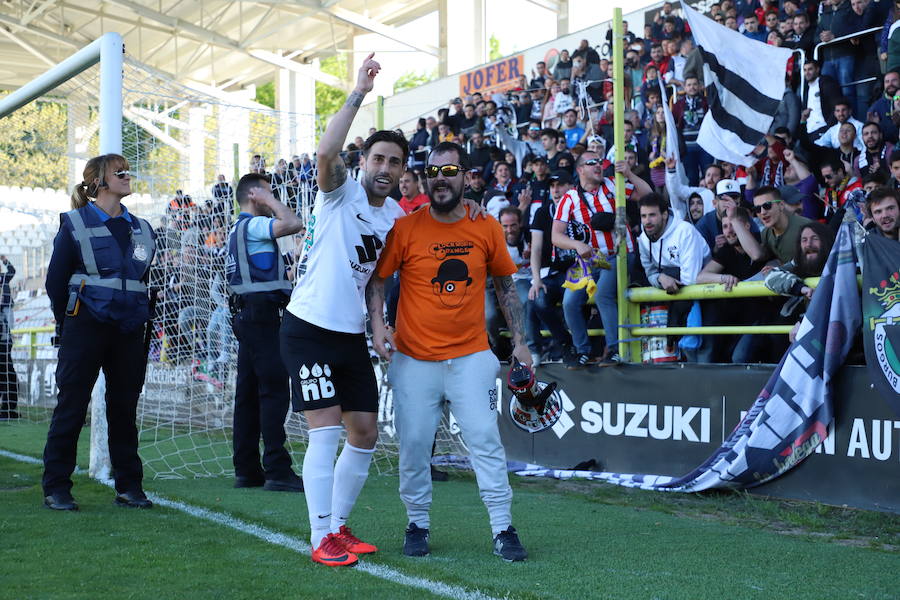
330;443;375;533
303;426;342;548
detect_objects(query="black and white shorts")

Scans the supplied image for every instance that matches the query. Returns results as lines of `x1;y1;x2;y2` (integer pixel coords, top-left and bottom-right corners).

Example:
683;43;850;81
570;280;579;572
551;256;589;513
279;311;378;413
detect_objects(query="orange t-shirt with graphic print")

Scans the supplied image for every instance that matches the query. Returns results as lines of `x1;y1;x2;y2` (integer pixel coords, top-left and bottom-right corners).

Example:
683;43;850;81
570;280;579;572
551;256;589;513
375;206;516;361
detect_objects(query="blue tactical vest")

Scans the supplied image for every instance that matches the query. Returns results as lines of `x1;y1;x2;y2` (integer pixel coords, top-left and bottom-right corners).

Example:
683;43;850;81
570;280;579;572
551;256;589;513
225;214;292;300
62;205;155;332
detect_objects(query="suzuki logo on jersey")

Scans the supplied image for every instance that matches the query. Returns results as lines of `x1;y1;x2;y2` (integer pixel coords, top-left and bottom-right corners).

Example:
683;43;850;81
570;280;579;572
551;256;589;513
298;363;336;402
355;234;383;264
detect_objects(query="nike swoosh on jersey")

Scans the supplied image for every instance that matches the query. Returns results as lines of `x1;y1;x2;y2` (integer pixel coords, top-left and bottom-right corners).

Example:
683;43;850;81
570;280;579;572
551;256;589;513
356;213;371;224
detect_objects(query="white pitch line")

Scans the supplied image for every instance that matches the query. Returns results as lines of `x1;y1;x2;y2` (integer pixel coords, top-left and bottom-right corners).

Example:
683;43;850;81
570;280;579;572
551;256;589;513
0;449;503;600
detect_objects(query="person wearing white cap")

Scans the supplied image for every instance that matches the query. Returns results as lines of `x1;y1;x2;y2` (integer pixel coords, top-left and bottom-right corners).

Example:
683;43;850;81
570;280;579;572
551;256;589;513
694;178;760;254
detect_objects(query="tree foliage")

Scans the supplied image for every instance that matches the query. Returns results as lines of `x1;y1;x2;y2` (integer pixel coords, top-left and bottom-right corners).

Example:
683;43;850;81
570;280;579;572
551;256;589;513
0;93;69;190
255;81;276;109
393;69;438;95
315;54;349;142
489;34;503;61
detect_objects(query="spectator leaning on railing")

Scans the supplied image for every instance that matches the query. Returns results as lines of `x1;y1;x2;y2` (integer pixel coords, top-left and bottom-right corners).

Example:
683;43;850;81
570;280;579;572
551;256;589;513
638;192;711;361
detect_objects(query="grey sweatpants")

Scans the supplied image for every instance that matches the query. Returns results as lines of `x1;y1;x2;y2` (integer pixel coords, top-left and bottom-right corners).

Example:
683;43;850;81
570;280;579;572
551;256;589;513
388;349;512;536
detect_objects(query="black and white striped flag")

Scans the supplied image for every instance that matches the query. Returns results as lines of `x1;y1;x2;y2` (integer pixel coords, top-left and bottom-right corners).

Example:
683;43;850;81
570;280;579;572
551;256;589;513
681;1;792;166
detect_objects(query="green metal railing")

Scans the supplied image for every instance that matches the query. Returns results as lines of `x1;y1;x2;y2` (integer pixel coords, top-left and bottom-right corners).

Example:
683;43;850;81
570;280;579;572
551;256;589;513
10;326;55;359
616;278;826;362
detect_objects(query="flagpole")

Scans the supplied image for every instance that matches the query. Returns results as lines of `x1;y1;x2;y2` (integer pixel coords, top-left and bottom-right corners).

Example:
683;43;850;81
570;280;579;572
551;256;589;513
612;7;631;362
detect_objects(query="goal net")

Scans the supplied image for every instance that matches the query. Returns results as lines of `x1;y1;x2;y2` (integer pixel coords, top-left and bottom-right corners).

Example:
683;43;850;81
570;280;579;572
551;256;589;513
2;43;470;479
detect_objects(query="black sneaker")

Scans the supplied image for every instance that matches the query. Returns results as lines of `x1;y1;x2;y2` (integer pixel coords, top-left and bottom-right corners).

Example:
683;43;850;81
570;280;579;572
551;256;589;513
263;472;304;492
596;351;622;367
404;523;430;556
565;353;591;370
493;526;527;562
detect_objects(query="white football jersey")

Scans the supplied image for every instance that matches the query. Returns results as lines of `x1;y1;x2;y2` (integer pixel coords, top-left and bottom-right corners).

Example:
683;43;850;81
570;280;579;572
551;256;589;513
286;176;406;334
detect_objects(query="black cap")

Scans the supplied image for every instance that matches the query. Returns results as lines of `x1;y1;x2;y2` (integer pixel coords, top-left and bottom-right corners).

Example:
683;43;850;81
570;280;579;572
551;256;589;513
483;189;509;201
531;155;548;164
549;170;573;184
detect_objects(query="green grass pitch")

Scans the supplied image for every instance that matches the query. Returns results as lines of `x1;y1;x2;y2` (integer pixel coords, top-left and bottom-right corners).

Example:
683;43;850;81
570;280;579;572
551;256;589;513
1;421;898;600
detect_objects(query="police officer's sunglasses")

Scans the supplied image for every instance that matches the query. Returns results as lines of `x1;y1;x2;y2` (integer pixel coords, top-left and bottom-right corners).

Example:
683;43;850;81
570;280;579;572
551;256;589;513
425;164;465;178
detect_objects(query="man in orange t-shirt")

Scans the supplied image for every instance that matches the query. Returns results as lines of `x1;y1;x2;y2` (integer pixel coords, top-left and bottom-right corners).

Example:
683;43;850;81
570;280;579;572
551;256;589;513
366;141;530;562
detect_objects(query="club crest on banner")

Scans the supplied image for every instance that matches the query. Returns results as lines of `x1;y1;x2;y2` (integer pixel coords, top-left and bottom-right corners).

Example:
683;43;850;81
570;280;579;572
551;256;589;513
863;260;900;407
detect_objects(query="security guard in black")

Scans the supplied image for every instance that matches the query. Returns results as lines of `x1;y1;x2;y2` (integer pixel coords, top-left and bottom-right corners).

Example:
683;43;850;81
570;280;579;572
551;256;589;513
226;173;304;492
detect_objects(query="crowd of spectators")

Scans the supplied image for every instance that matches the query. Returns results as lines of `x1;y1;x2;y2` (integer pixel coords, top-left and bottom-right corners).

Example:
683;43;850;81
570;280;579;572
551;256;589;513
148;0;900;371
379;0;899;367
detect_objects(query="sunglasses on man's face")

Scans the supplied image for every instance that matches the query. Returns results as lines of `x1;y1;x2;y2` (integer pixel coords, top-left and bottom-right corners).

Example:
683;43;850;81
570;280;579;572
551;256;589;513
113;170;132;179
752;200;782;214
581;158;601;167
425;164;464;178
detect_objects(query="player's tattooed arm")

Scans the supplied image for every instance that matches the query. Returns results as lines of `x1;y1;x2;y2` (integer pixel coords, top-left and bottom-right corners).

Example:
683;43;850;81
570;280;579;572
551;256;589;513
346;90;364;109
316;53;381;193
366;275;395;360
493;275;525;346
323;158;348;192
494;274;532;367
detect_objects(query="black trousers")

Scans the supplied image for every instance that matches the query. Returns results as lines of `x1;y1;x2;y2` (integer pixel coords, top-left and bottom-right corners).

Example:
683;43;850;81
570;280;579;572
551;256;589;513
231;301;293;481
42;313;146;495
0;339;17;414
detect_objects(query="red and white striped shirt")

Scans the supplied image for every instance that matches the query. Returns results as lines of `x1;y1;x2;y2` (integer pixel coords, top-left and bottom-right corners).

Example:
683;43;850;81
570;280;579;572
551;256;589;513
553;177;635;256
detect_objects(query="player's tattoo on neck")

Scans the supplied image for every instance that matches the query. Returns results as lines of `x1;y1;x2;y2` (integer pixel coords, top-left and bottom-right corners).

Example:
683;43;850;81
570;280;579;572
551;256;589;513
346;91;364;109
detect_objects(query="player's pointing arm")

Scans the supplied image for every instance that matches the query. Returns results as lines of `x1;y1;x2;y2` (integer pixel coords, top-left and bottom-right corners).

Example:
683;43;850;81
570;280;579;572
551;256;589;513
316;52;381;193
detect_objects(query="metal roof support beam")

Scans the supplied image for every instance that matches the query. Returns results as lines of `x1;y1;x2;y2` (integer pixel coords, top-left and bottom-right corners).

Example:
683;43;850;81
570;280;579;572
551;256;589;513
20;0;59;27
326;6;439;56
250;49;349;90
525;0;560;12
123;106;189;154
0;25;55;66
103;0;242;50
0;12;79;48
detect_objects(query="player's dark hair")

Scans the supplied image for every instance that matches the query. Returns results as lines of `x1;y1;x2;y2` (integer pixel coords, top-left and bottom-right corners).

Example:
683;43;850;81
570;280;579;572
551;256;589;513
363;129;410;162
236;172;270;206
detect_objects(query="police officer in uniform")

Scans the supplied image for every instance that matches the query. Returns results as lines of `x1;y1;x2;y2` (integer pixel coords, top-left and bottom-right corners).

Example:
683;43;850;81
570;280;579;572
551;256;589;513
227;173;304;491
43;154;156;511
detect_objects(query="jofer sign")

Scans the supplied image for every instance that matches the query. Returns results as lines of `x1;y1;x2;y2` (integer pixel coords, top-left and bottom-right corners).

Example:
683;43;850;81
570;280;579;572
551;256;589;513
459;55;525;97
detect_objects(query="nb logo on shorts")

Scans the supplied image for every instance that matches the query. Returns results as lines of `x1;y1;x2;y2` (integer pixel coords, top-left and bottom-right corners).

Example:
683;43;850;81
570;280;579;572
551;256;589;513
298;363;336;402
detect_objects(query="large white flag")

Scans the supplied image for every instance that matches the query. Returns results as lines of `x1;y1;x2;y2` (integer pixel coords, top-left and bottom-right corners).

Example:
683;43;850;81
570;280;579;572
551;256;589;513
681;1;792;166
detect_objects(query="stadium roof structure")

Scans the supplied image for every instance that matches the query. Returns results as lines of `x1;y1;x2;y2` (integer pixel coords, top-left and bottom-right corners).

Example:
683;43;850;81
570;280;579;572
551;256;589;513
0;0;443;93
